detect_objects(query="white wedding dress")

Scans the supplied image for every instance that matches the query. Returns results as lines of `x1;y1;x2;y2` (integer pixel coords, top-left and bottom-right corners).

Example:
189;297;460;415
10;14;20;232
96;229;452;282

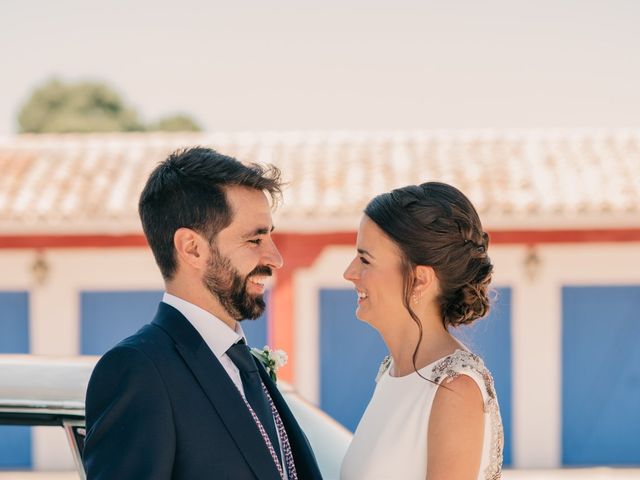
340;349;503;480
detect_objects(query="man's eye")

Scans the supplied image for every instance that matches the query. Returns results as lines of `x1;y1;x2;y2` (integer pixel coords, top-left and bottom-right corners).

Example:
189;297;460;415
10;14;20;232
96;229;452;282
359;256;370;265
249;239;262;245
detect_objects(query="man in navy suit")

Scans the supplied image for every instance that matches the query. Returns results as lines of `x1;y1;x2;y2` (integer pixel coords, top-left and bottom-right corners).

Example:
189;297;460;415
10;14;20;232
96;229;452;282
83;147;322;479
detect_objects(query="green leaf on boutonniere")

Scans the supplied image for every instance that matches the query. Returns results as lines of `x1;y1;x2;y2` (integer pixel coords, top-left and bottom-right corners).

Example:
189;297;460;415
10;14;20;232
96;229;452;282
251;346;288;382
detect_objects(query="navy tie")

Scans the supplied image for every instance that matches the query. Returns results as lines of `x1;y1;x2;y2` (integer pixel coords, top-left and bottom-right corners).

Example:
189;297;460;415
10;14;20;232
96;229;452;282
226;339;282;461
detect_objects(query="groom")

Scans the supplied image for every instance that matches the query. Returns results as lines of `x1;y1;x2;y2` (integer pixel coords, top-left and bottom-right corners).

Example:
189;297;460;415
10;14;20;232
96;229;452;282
83;147;322;479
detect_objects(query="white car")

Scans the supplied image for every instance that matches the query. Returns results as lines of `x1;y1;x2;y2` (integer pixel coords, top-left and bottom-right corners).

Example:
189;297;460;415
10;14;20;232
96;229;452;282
0;355;352;480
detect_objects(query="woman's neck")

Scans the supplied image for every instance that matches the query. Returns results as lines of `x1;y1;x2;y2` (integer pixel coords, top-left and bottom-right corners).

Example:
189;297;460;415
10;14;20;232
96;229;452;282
380;308;459;377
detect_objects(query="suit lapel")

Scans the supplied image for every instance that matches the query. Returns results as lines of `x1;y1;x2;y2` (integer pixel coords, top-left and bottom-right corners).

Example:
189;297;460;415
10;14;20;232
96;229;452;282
256;359;323;480
152;303;281;480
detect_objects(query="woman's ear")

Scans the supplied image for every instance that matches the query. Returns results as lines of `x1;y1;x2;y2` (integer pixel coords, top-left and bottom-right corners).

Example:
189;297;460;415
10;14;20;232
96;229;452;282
174;228;208;271
413;265;437;299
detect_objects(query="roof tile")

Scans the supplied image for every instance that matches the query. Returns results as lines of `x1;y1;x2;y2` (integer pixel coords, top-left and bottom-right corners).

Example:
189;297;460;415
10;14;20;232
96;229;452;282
0;130;639;234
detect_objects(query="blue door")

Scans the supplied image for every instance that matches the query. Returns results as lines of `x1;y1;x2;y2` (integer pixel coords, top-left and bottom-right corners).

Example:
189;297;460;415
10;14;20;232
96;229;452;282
562;285;640;465
319;289;388;432
0;292;31;469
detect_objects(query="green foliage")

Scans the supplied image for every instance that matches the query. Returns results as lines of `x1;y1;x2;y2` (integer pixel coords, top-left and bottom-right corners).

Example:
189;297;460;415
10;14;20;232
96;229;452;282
18;79;144;133
148;114;202;132
17;78;202;133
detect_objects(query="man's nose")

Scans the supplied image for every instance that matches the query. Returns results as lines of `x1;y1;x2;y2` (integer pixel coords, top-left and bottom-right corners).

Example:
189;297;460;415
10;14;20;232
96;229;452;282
264;238;284;270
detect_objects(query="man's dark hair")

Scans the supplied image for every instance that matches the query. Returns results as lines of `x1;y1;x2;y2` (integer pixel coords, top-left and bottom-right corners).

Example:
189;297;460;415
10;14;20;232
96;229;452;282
139;147;283;280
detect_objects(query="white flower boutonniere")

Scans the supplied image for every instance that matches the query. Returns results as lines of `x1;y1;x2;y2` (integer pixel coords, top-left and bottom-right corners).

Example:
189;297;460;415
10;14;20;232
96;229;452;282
250;345;288;382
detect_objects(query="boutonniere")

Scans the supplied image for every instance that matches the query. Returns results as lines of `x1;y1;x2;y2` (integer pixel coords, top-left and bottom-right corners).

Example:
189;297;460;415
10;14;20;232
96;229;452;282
251;346;288;382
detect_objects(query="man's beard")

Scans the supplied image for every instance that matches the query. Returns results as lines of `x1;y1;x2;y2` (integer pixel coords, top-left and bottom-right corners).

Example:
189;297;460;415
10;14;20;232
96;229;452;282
202;246;272;321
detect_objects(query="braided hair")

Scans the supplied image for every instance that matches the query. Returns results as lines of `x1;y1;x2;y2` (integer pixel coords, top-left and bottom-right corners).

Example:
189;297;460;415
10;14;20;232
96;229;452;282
364;182;493;373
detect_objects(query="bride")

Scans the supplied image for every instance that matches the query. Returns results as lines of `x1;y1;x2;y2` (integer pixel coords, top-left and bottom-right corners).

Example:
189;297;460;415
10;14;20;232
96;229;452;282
340;182;503;480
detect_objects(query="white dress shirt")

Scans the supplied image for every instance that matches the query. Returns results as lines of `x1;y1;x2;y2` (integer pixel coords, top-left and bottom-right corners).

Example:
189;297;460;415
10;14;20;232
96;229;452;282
162;292;247;398
162;293;288;476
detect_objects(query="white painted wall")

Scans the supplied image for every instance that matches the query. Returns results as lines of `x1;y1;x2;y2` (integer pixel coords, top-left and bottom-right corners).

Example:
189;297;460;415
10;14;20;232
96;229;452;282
1;242;639;469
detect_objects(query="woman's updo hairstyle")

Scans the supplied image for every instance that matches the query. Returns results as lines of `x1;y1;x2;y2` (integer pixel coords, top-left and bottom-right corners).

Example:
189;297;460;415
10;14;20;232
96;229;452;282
364;182;493;328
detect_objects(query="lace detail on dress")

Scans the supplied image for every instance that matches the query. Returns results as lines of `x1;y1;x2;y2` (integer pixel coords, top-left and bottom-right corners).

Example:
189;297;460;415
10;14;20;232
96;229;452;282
375;355;392;383
431;350;504;480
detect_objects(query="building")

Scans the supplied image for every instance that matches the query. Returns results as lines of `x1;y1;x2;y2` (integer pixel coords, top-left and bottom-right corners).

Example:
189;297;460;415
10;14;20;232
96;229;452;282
1;130;639;470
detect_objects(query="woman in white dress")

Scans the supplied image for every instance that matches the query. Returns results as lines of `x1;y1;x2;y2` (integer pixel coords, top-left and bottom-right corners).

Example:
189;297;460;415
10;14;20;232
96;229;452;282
340;182;503;480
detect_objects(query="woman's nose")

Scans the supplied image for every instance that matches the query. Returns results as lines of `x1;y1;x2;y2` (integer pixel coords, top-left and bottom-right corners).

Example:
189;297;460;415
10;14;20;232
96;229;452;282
343;259;358;282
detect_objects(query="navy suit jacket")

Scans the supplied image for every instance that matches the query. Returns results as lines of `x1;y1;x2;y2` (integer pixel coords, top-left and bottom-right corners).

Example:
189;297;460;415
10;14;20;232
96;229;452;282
83;302;322;480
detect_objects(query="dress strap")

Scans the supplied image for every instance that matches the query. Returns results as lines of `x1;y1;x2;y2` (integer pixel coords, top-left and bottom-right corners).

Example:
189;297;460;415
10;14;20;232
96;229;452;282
430;350;498;405
375;355;392;382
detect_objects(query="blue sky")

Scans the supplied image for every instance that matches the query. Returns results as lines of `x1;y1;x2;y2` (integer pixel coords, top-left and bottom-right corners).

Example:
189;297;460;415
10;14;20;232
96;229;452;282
1;0;639;134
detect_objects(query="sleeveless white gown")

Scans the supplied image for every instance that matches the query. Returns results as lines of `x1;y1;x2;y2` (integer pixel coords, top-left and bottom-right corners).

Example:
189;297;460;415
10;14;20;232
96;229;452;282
340;349;503;480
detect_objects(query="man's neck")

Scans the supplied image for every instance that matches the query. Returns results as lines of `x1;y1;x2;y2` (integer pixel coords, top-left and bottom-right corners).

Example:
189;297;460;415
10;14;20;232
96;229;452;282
165;283;237;330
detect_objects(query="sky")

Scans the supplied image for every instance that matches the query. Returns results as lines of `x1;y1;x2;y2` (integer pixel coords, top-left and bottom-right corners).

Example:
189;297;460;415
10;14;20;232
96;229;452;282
1;0;639;134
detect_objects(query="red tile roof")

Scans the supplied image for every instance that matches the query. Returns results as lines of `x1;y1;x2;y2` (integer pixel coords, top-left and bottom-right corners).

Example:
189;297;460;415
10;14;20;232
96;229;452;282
0;131;638;234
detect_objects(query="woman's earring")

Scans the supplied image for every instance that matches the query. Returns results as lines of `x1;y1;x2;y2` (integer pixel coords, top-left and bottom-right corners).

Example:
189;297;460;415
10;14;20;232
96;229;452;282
412;292;418;304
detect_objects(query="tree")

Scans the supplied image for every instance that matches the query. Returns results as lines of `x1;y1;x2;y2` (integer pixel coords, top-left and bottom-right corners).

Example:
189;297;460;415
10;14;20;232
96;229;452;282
18;79;144;133
17;78;202;133
148;114;202;132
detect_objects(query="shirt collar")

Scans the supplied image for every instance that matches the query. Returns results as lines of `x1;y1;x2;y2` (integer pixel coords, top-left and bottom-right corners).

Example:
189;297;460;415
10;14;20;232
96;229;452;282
162;292;245;359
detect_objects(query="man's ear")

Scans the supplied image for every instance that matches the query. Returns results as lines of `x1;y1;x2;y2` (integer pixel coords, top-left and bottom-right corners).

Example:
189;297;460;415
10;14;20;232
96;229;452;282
174;228;209;271
413;265;437;299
